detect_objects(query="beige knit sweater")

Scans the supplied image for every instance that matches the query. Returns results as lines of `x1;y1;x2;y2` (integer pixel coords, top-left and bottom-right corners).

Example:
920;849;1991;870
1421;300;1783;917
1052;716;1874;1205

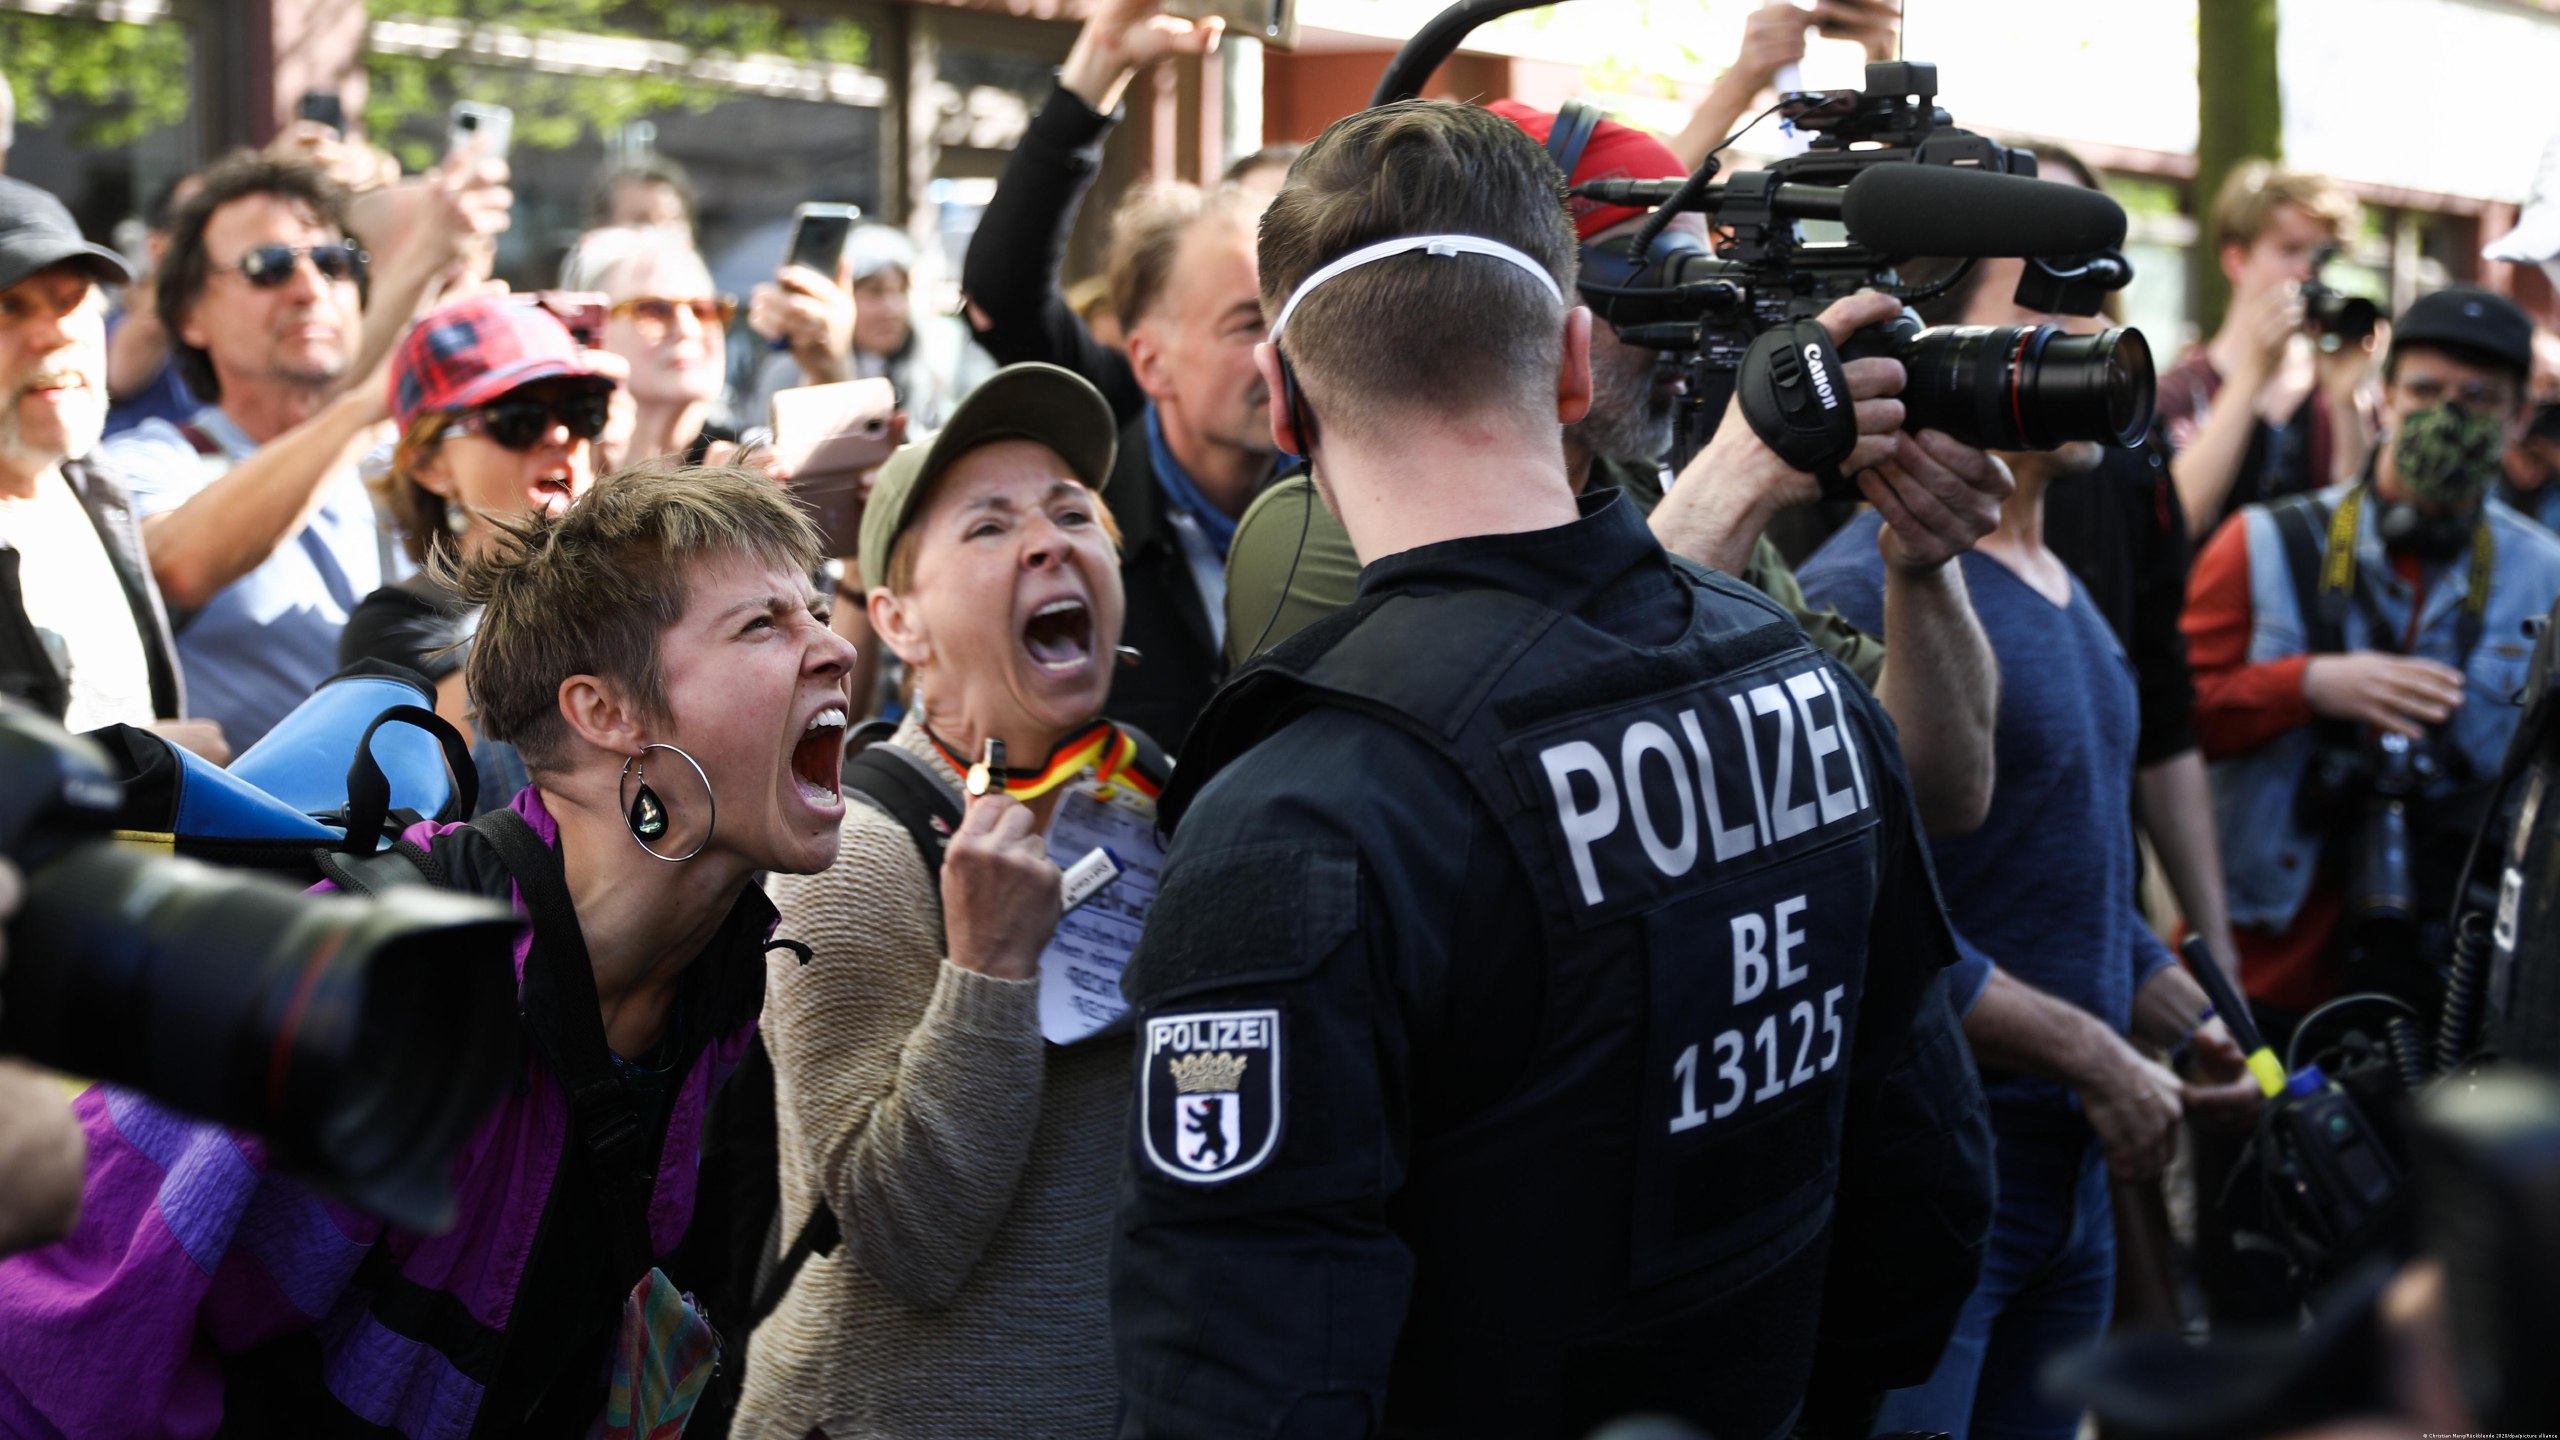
740;718;1134;1439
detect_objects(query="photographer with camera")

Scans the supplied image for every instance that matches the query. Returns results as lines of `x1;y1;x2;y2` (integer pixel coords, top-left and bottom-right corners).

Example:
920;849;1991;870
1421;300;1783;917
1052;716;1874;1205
1224;100;2008;836
0;468;858;1436
1109;99;1992;1440
2184;286;2560;1047
2157;163;2379;538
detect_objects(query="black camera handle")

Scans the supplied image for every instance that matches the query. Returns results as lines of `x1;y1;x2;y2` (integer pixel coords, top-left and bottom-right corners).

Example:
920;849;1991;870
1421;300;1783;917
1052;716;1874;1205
1369;0;1556;106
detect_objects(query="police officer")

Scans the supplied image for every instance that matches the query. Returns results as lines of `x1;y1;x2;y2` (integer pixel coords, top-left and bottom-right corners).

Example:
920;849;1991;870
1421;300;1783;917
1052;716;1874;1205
1110;101;1995;1440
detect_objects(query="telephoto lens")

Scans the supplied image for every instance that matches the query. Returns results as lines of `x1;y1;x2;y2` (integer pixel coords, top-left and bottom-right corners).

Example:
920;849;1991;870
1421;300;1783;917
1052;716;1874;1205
0;699;524;1233
1849;310;2156;453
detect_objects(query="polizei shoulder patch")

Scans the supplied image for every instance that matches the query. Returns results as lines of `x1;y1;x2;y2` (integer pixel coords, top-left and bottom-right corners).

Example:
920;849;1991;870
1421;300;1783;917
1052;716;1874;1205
1141;1008;1283;1183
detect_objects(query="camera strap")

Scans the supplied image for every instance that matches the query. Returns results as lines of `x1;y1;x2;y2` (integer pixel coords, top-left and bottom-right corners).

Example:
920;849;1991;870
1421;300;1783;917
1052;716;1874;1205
474;808;660;1290
1735;318;1861;487
2273;487;2493;672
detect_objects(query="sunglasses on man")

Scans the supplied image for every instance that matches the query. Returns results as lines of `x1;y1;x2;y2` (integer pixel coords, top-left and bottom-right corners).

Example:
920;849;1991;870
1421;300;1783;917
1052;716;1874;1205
214;242;370;288
450;388;613;450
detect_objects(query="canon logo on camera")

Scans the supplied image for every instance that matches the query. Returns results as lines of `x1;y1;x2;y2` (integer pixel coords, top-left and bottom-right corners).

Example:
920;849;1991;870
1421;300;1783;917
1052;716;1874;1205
1802;343;1839;410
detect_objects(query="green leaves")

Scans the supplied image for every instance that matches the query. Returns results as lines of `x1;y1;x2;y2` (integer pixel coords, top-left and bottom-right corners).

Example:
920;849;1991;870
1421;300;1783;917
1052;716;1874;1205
362;1;874;169
0;9;192;148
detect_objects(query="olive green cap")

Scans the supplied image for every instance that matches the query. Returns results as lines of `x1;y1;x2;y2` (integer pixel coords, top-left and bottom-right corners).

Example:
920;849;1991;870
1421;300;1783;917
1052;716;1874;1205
855;362;1121;589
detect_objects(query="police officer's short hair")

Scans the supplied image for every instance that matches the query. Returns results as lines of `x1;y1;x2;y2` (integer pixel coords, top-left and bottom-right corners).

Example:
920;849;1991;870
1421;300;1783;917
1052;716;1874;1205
1258;100;1577;432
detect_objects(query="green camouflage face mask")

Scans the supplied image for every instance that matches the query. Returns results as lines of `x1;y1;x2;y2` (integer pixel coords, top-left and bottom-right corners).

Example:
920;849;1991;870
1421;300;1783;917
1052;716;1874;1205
2393;401;2508;510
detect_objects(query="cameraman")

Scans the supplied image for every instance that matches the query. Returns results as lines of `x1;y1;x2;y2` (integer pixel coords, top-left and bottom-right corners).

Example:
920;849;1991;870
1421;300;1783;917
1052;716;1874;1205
1224;101;2008;836
2157;163;2377;538
2184;287;2560;1043
1109;99;1991;1440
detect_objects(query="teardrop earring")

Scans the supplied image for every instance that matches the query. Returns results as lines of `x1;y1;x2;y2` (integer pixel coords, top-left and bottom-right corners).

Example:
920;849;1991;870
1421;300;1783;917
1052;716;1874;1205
628;774;667;839
618;744;714;862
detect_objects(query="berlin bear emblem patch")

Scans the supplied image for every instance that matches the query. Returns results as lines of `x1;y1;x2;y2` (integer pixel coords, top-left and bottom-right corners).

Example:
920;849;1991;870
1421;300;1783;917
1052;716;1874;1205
1141;1009;1282;1183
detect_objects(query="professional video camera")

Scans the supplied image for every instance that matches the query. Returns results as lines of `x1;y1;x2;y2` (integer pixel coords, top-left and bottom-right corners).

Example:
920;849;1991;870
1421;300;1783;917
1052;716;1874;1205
0;698;523;1231
1369;5;2156;489
1575;61;2153;486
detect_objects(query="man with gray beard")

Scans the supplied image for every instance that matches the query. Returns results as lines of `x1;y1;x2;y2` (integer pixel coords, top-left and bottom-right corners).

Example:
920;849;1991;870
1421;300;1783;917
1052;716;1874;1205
0;177;213;756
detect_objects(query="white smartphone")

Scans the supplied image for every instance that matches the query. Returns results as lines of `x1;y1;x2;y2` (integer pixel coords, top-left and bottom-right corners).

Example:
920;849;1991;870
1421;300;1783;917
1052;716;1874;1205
448;102;513;161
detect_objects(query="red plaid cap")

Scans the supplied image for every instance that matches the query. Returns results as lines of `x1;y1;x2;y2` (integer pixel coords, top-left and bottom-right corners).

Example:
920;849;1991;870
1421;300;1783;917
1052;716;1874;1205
1486;99;1689;241
390;295;611;432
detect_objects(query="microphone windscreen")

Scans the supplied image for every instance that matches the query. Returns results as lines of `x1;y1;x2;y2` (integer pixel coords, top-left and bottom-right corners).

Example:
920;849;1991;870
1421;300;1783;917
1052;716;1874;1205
1840;164;2128;257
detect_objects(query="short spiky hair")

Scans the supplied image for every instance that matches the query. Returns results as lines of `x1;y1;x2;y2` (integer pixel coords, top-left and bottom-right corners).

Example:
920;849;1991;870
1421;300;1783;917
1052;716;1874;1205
1258;100;1576;431
156;152;361;402
449;465;822;774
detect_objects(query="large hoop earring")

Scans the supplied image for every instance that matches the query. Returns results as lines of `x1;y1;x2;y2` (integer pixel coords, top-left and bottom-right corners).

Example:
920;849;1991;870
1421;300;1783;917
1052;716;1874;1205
619;743;714;863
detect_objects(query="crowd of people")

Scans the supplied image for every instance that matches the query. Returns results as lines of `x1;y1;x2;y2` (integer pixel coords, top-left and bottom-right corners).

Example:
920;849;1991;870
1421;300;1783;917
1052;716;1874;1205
1;0;2554;1435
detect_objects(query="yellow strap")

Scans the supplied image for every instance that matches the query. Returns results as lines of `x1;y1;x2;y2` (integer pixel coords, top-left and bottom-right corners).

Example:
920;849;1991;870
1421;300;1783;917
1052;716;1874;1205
2245;1048;2289;1098
2467;518;2496;616
2320;486;2494;618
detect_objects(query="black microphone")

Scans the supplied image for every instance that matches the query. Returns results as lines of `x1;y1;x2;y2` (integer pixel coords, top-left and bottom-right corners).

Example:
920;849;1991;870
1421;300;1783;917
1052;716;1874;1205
1839;164;2127;257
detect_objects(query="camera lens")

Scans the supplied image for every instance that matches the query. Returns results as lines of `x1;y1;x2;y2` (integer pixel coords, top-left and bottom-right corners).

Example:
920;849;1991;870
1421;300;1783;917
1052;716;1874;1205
1892;323;2156;452
2309;292;2382;347
0;844;522;1231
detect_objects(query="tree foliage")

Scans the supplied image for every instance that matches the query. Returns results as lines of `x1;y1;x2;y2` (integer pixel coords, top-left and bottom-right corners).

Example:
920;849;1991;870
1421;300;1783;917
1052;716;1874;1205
2194;0;2282;332
0;9;193;148
363;0;873;169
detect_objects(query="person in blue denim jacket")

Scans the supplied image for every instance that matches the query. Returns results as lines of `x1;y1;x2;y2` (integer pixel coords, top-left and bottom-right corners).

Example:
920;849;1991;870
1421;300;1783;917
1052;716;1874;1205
2184;286;2560;1041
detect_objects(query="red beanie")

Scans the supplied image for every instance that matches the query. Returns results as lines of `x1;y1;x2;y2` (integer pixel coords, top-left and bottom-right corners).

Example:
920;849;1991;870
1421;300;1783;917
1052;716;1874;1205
1486;99;1689;241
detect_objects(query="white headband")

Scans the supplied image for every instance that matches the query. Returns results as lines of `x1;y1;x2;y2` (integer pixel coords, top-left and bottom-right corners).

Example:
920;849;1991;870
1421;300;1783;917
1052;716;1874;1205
1268;233;1565;341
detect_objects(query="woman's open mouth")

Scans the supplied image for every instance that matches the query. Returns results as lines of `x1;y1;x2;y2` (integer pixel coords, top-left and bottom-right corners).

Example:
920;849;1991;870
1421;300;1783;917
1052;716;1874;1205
529;467;576;513
1022;598;1094;676
791;705;847;806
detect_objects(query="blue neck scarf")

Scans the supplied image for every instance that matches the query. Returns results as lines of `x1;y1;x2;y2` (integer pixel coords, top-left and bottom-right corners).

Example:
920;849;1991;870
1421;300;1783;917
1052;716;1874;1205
1145;405;1240;558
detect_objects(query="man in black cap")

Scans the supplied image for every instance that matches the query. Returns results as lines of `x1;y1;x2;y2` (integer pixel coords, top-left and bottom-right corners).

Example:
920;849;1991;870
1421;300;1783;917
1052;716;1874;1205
0;175;208;753
2185;284;2560;1043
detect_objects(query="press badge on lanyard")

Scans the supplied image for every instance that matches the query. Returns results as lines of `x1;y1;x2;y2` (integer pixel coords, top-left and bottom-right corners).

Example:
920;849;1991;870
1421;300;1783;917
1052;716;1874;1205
1035;777;1165;1044
1504;655;1884;1286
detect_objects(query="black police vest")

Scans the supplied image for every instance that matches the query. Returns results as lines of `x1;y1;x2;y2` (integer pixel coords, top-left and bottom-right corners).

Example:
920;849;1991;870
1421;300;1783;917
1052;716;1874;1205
1168;567;1901;1440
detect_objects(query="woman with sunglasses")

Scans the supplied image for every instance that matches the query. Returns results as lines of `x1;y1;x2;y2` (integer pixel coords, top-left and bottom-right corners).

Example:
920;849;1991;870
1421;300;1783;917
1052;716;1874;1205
563;226;739;467
340;294;613;803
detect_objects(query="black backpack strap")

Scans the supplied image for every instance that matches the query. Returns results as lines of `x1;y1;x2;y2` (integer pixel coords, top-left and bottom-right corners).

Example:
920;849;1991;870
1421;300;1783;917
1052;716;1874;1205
2269;492;2347;656
839;732;962;896
312;835;446;895
470;807;659;1288
741;1191;842;1336
340;703;479;853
